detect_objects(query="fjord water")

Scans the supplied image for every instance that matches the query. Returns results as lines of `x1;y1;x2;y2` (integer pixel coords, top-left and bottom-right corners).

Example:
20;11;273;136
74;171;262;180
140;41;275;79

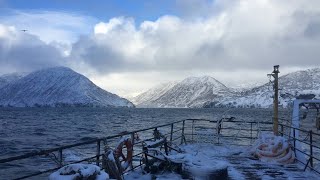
0;107;288;158
0;107;289;179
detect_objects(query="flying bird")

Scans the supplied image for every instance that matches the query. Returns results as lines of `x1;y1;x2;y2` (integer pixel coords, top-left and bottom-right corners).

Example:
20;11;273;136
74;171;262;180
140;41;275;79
21;29;28;32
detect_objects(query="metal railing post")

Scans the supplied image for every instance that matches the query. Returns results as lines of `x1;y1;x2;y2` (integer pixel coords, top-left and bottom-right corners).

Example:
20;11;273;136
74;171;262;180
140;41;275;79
58;148;63;167
181;120;185;144
96;139;100;166
293;129;296;155
170;123;173;143
130;133;135;169
192;120;194;142
310;130;313;168
250;123;253;143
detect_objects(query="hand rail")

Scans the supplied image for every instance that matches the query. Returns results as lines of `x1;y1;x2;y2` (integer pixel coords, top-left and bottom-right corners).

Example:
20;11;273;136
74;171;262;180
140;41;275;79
277;121;319;172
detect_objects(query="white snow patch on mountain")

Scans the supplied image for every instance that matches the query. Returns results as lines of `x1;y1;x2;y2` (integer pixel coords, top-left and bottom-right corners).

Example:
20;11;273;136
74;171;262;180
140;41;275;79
136;76;234;108
219;68;320;108
131;81;177;107
0;73;27;88
134;68;320;108
0;67;134;107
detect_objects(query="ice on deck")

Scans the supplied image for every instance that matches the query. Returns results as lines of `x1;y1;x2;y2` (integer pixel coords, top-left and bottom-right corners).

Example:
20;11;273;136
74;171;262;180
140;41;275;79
49;164;109;180
126;143;318;179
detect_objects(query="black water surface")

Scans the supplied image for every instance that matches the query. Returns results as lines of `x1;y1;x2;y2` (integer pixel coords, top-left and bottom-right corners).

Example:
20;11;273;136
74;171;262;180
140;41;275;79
0;107;289;158
0;107;291;179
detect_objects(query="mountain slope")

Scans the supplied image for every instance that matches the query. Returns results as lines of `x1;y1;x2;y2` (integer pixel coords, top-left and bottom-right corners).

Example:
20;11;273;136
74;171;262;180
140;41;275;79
134;68;320;108
0;67;134;107
131;82;177;107
138;76;234;108
218;68;320;108
0;73;26;88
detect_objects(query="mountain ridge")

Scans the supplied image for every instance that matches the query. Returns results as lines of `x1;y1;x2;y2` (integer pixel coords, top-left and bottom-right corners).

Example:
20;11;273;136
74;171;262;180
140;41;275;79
134;76;234;108
0;73;26;88
0;67;134;108
132;68;320;108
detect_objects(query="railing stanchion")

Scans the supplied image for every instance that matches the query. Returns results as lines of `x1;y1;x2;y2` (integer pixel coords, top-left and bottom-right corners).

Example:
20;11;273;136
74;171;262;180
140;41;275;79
250;123;253;143
96;139;100;166
181;120;185;144
170;123;173;144
293;129;296;155
310;130;313;168
131;133;135;169
192;120;194;143
58;148;63;167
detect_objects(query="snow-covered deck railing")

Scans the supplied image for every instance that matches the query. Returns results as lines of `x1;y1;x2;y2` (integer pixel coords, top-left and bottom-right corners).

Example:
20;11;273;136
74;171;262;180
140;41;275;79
0;119;185;179
277;117;320;174
1;118;319;179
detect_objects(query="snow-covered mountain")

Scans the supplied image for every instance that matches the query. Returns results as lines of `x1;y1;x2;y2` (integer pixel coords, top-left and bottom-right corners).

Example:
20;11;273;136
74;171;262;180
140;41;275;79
131;82;177;107
0;67;134;107
0;73;26;88
135;76;234;108
134;68;320;108
215;68;320;108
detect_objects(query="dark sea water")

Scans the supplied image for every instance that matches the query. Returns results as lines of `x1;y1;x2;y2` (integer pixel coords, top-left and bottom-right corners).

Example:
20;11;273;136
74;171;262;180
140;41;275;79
0;107;292;179
0;107;284;158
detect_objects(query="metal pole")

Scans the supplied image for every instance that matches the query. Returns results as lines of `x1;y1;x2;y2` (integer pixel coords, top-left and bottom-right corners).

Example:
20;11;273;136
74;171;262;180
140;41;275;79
58;148;63;167
181;120;185;144
130;133;135;169
96;139;100;166
293;129;296;154
164;139;169;155
192;120;194;142
250;123;253;143
170;123;173;143
309;130;313;168
272;65;280;135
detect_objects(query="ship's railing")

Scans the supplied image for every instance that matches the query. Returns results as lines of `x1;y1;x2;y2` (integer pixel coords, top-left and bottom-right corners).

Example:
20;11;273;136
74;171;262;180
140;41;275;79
0;120;186;179
0;118;319;179
185;118;320;175
278;117;320;174
183;119;274;146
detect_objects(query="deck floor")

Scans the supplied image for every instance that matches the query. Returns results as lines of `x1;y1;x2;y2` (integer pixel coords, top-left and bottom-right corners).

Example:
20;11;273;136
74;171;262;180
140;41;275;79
173;144;318;180
126;144;318;179
226;154;315;179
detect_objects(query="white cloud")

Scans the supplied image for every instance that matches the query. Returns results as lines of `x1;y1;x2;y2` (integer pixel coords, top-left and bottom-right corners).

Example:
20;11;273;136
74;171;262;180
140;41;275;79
0;10;96;73
0;10;97;44
0;24;66;73
71;0;320;74
1;1;320;96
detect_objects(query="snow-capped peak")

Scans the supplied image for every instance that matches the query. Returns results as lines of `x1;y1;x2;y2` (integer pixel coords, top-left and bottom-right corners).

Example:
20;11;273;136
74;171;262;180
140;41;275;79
134;67;320;108
181;76;223;85
135;75;232;108
0;66;134;107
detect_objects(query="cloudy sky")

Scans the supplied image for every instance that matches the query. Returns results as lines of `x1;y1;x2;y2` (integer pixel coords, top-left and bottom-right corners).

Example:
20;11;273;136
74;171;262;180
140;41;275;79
0;0;320;97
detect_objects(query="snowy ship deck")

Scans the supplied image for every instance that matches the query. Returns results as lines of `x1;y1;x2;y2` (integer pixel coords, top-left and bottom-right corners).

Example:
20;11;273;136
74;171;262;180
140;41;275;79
123;143;318;179
227;153;314;179
185;143;317;179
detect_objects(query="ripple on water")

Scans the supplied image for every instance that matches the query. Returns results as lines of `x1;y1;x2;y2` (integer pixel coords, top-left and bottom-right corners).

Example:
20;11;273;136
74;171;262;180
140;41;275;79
0;107;290;179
